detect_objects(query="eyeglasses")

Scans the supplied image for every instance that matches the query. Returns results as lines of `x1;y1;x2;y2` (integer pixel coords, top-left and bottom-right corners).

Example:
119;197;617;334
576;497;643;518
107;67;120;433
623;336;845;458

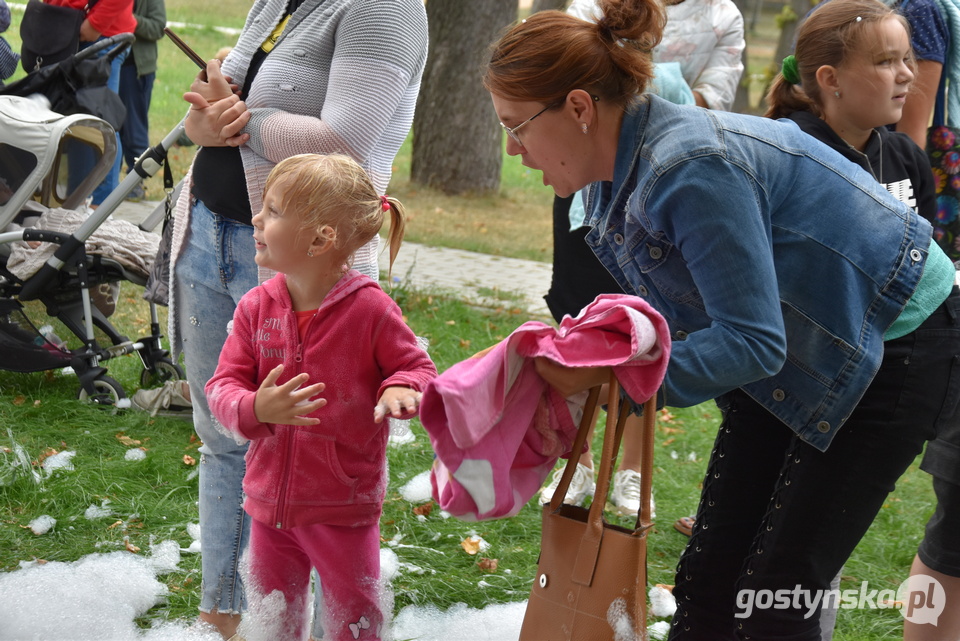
500;104;552;146
499;94;600;147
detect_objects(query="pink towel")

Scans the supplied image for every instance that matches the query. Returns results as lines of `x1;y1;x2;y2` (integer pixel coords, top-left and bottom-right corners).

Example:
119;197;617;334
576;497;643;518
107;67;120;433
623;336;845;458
421;294;671;520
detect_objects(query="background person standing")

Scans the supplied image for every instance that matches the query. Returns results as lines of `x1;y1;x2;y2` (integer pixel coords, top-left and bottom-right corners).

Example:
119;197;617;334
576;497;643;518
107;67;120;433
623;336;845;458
118;0;166;202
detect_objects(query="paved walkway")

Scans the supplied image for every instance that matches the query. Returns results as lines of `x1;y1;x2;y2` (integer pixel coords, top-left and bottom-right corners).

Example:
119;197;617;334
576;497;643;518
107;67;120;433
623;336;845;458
114;200;554;318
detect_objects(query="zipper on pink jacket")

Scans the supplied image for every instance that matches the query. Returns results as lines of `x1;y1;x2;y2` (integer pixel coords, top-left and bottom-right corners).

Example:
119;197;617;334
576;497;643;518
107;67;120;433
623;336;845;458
273;430;295;529
293;307;322;363
274;307;318;527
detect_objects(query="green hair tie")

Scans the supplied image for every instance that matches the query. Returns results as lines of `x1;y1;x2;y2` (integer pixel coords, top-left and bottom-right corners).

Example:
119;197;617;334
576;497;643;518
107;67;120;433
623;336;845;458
781;55;800;85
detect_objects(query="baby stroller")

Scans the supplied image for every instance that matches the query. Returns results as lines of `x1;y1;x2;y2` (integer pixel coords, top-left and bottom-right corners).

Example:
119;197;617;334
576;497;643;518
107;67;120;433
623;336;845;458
0;35;186;406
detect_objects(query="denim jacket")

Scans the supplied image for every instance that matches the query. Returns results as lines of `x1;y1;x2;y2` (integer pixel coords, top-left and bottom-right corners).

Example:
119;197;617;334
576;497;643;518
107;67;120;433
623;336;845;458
583;95;933;451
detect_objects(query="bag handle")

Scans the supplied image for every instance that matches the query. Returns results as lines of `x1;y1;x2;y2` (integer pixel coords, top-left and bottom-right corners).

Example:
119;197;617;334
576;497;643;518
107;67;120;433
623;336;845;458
549;372;656;528
590;374;656;532
550;372;656;587
548;385;601;509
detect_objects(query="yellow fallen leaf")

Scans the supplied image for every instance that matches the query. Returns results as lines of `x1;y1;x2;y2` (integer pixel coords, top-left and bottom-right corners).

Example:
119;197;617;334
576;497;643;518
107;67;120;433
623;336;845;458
116;433;141;446
477;557;499;572
183;454;197;466
12;395;25;406
461;537;481;555
461;535;488;556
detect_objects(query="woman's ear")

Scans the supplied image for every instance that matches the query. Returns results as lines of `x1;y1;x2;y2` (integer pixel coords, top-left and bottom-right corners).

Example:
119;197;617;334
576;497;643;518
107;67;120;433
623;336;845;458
567;88;598;126
815;65;840;95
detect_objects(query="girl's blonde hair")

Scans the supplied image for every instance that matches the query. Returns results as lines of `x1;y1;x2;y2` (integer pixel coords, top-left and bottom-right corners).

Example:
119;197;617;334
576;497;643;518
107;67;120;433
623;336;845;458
483;0;666;111
765;0;914;119
264;154;406;277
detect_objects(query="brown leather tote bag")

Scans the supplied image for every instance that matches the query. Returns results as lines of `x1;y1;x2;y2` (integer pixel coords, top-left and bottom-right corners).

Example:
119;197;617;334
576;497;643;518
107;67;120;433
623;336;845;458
519;375;656;640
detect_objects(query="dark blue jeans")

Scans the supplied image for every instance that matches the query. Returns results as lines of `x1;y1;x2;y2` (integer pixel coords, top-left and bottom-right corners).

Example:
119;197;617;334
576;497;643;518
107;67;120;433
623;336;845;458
669;287;960;640
118;63;155;171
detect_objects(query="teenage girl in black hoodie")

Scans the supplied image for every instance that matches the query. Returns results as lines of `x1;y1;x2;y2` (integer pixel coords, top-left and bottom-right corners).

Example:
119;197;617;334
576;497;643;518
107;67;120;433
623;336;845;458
766;0;936;225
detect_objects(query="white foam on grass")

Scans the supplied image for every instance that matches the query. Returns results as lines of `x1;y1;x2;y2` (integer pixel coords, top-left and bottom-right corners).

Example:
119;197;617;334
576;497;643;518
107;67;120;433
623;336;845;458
0;551;171;640
393;601;525;640
42;450;76;474
0;538;667;640
399;469;433;503
28;514;56;535
125;448;148;461
649;584;677;618
84;500;113;520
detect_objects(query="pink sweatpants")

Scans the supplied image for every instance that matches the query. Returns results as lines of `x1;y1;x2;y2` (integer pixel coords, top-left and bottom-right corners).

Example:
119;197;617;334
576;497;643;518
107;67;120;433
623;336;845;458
248;519;383;641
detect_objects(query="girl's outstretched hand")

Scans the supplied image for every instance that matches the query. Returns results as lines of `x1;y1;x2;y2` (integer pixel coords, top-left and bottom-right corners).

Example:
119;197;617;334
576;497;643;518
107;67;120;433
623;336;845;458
254;365;326;426
374;386;422;423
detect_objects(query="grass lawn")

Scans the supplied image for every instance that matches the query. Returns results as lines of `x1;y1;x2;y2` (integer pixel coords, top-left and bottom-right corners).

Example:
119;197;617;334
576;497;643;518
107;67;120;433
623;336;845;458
0;2;940;638
0;283;934;639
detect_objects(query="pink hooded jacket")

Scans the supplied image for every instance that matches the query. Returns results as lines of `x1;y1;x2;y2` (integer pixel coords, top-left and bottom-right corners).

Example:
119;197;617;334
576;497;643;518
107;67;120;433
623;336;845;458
205;271;436;529
421;294;670;521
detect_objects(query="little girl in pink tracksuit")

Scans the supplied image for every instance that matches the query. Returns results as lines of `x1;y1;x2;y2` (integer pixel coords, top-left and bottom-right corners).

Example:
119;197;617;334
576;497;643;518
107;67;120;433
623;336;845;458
205;153;436;641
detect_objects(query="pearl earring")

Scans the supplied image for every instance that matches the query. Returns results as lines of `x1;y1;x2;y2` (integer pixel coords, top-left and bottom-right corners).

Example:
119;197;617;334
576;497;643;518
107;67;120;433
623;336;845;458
581;123;588;134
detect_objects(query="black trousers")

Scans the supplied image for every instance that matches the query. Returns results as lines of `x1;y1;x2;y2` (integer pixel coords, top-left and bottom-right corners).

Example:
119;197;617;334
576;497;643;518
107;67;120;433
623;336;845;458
544;194;622;323
669;288;960;640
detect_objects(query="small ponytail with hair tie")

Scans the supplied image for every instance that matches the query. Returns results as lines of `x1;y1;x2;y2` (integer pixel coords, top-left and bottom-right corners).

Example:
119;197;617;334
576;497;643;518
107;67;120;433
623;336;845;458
781;55;801;85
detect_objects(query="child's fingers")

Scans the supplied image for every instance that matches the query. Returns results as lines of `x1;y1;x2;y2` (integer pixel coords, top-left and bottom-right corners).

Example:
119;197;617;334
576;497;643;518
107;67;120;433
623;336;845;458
291;381;325;402
260;364;284;389
288;397;326;424
373;392;421;423
278;372;311;392
402;392;422;414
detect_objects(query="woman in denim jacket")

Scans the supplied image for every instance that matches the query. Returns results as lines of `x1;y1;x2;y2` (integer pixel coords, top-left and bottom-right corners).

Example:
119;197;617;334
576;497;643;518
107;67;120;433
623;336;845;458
484;0;960;638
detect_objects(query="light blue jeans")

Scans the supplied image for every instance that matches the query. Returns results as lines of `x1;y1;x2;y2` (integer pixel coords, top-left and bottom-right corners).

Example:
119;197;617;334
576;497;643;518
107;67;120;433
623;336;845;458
175;198;258;616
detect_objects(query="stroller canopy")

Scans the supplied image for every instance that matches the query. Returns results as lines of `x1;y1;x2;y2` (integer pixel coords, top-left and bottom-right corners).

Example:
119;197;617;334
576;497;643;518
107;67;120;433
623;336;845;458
0;95;115;228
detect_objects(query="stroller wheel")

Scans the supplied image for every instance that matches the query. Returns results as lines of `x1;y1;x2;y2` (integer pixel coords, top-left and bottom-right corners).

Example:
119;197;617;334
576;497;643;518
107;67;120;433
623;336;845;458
140;359;185;388
77;375;125;410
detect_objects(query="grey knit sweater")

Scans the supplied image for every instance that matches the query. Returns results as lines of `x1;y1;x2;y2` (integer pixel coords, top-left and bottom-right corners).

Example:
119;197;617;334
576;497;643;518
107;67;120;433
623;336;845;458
168;0;428;351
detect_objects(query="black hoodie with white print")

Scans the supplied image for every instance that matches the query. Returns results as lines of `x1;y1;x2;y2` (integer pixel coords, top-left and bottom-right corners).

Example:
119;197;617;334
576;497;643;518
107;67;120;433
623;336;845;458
787;110;937;223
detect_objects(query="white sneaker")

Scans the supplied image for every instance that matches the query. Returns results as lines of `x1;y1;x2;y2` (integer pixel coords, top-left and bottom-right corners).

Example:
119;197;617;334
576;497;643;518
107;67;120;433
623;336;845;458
608;469;655;518
539;463;595;506
131;380;193;420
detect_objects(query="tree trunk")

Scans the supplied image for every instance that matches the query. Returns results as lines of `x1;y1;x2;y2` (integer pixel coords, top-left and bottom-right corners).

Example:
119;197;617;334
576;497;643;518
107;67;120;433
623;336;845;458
530;0;568;13
727;0;752;113
758;0;809;112
411;0;517;195
732;41;753;114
